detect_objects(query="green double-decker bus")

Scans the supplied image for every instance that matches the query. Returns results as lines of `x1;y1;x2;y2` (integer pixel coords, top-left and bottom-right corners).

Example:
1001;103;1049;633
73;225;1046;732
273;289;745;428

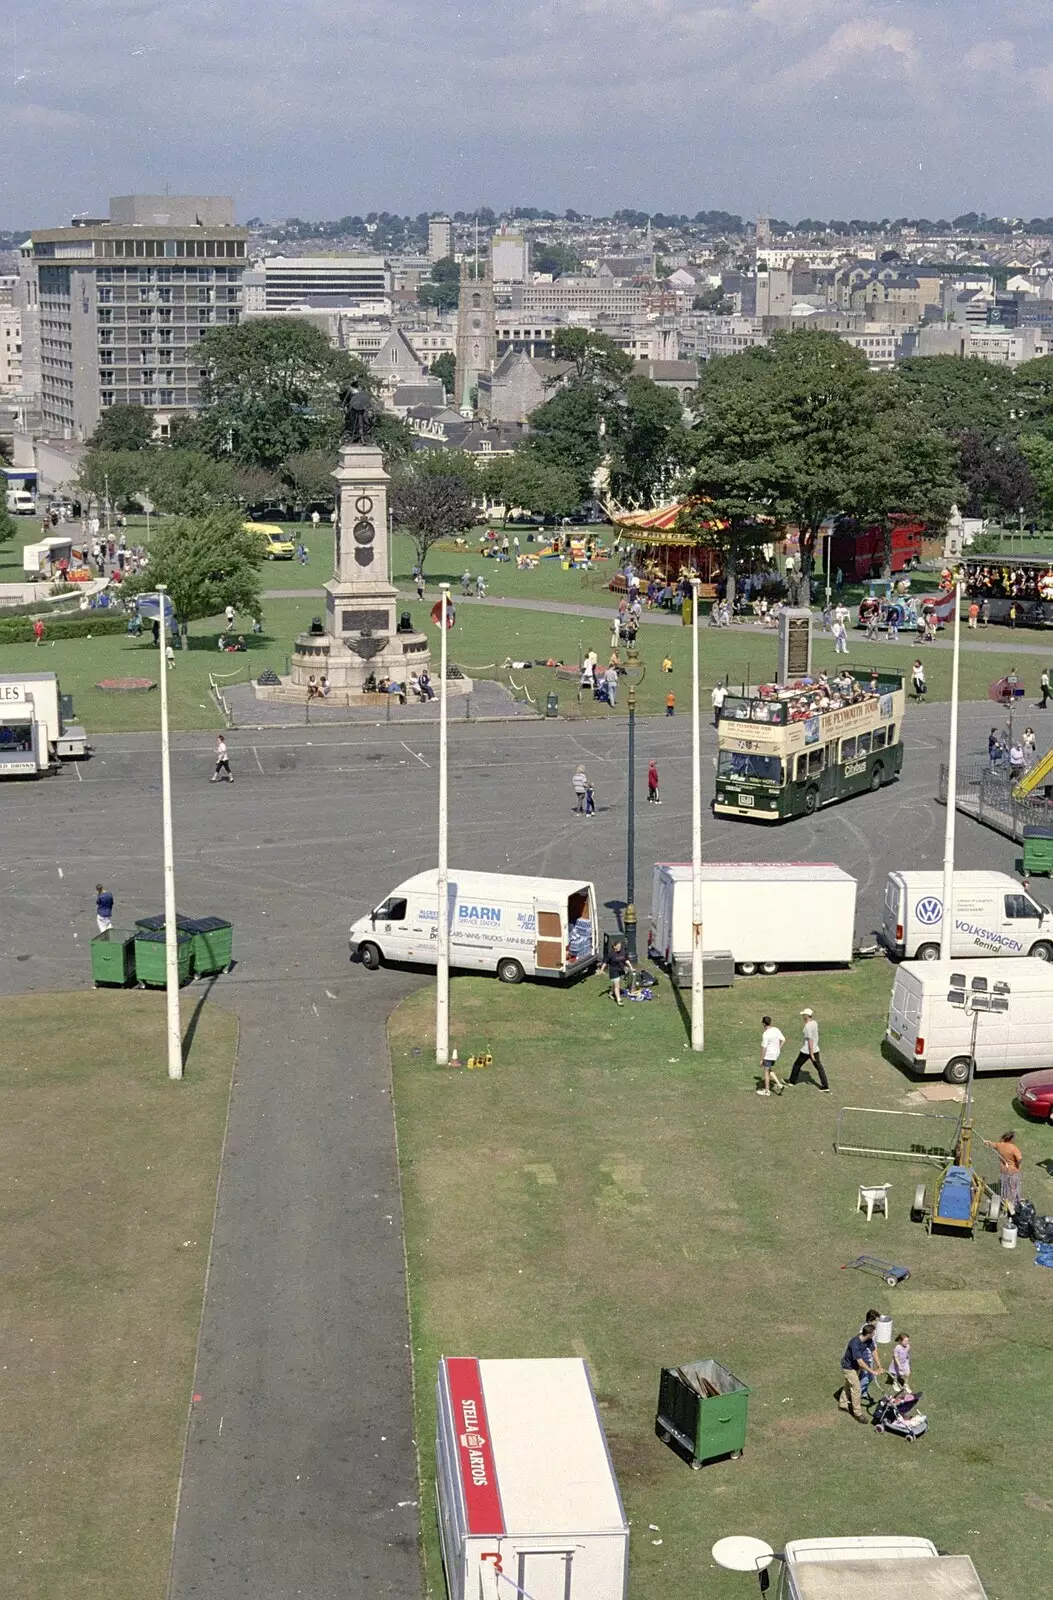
714;669;905;822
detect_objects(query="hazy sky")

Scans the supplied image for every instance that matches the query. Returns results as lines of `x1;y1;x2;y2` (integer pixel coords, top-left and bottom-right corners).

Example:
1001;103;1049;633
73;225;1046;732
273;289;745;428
4;0;1053;226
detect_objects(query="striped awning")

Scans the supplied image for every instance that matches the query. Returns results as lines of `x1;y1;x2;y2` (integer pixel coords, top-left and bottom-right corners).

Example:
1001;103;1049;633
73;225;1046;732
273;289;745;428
613;497;727;545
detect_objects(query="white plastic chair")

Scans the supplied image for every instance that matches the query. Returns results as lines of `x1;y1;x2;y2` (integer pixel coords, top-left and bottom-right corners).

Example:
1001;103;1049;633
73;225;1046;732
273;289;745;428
857;1183;891;1222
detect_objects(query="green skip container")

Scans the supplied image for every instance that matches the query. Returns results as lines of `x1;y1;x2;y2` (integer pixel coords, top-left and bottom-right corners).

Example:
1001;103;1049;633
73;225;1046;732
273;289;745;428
134;929;193;988
189;916;234;975
90;928;137;988
1023;826;1053;877
655;1358;750;1469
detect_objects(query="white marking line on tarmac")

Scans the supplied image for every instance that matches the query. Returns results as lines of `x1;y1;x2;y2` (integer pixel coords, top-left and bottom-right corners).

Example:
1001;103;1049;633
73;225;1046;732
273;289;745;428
401;742;430;767
253;745;264;774
57;865;63;877
74;763;82;780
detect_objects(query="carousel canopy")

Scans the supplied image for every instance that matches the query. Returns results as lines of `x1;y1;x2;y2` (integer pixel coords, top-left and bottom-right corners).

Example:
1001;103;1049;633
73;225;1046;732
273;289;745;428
612;497;727;546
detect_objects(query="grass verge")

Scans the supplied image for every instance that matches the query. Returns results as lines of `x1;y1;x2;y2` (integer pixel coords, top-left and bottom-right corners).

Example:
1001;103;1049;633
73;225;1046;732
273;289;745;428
390;961;1053;1600
0;990;237;1600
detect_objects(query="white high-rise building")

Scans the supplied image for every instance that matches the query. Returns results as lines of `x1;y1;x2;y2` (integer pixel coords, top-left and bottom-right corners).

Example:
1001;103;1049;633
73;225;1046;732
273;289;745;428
491;231;530;284
428;216;453;263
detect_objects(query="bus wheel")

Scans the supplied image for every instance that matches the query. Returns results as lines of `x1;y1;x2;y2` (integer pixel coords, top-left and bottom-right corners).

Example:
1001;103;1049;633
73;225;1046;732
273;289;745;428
944;1057;971;1085
737;961;758;976
1029;941;1053;961
497;957;525;984
760;962;779;975
358;942;382;970
870;764;884;791
804;786;819;815
916;943;940;962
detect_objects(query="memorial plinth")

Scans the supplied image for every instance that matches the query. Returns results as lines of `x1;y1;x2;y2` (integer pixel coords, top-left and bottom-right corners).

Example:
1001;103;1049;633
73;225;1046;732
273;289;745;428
289;443;430;694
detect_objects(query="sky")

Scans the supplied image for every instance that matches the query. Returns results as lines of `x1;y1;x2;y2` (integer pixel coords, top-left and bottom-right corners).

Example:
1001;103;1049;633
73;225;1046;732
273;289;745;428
4;0;1053;227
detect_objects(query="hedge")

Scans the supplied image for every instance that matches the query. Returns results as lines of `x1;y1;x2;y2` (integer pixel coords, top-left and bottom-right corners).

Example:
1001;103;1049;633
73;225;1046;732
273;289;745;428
0;612;130;645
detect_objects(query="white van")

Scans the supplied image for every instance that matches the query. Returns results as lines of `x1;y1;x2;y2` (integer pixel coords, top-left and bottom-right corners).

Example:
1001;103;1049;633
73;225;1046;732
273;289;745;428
6;488;36;515
886;957;1053;1082
883;870;1053;962
349;869;597;984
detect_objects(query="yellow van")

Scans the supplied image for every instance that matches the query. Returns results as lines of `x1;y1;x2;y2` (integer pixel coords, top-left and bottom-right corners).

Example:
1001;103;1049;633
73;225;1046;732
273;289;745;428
244;521;295;560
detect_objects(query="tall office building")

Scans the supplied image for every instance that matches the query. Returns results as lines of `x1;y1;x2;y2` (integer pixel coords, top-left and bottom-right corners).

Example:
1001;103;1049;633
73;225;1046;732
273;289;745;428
428;216;453;263
18;195;247;439
261;255;389;310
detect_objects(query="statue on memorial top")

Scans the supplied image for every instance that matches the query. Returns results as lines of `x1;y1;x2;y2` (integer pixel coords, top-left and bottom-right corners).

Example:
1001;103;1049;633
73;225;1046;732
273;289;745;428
339;380;377;445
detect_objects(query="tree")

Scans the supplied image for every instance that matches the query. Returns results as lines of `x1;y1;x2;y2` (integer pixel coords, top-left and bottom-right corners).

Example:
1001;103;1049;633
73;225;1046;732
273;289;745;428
0;503;16;550
895;357;1023;443
190;319;372;469
550;328;633;387
524;384;609;499
413;447;483;498
956;430;1037;519
691;287;731;313
88;403;156;452
282;450;338;509
430;352;457;397
390;464;476;573
845;390;959;571
145;450;239;516
606;377;693;508
122;512;263;629
419;256;460;313
76;449;152;511
533;243;580;278
1018;433;1053;521
483;454;580;520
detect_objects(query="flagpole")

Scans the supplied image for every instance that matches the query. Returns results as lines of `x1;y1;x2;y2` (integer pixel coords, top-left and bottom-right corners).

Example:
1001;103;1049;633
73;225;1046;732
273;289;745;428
157;585;183;1080
690;577;704;1051
436;583;450;1064
940;575;962;959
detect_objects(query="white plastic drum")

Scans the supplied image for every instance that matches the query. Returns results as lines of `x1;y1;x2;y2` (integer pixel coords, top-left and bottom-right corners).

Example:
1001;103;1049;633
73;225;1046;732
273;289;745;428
1001;1223;1018;1250
875;1314;893;1344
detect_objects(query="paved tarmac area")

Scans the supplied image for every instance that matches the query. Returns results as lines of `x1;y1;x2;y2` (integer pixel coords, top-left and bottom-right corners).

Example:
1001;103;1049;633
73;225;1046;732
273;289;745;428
0;701;1023;1600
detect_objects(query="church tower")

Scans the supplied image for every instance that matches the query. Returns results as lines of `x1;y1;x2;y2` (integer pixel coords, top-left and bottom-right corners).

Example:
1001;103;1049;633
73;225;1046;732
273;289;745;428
455;256;495;417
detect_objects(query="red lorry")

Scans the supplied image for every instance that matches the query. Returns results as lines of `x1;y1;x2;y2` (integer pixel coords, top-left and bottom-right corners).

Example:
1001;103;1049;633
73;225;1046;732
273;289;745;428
828;516;924;582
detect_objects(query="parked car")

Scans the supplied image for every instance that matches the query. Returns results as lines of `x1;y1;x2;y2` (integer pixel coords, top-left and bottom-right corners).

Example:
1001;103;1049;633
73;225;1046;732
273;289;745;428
1017;1066;1053;1121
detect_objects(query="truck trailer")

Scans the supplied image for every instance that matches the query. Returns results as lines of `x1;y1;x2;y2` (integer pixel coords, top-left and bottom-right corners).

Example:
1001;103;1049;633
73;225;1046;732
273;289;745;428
0;674;89;776
650;862;857;977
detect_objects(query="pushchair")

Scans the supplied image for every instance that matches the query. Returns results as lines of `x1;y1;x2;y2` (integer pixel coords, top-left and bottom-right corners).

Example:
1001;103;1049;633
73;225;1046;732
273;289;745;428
871;1391;927;1442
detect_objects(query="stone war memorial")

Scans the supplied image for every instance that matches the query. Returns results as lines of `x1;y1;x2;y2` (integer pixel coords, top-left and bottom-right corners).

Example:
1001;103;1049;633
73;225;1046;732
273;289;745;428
262;385;434;704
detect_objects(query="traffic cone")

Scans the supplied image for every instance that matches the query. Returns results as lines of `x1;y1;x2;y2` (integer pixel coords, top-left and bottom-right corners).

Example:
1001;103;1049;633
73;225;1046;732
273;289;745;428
450;1047;460;1067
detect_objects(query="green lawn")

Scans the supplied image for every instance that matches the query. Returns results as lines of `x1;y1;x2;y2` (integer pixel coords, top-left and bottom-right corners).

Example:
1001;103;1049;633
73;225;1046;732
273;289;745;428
389;962;1053;1600
1;990;237;1600
394;529;618;605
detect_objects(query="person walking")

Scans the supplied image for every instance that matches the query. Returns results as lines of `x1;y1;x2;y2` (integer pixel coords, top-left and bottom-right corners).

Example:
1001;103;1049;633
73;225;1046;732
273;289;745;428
989;726;1003;769
165;642;176;671
224;603;236;631
1009;601;1017;629
33;617;45;646
603;937;632;1005
1023;726;1037;766
605;665;618;707
665;689;676;717
983;1130;1023;1213
572;766;588;814
968;600;979;630
1040;667;1051;710
711;682;726;726
980;597;990;627
786;1007;831;1092
584;777;596;816
95;883;114;934
647;760;661;804
415;570;425;602
833;619;849;655
910;659;927;700
838;1321;881;1422
887;1333;912;1398
758;1015;786;1097
212;734;233;783
1009;739;1026;782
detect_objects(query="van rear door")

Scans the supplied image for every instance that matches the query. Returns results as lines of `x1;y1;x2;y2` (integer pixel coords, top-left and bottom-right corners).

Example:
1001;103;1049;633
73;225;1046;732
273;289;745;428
883;874;905;954
533;901;565;975
887;968;923;1065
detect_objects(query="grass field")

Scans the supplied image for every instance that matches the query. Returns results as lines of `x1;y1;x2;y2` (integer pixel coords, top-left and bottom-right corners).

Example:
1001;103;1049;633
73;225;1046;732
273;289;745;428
0;990;237;1600
390;961;1053;1600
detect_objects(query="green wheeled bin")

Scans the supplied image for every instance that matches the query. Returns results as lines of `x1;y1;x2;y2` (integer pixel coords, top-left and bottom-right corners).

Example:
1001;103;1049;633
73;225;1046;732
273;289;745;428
134;928;193;987
90;928;137;988
1023;826;1053;877
190;916;234;975
135;912;196;935
655;1359;750;1469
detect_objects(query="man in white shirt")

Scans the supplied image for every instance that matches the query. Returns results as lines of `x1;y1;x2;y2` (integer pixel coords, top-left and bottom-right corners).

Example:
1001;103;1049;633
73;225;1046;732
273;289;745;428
787;1007;831;1092
711;682;726;727
758;1014;786;1097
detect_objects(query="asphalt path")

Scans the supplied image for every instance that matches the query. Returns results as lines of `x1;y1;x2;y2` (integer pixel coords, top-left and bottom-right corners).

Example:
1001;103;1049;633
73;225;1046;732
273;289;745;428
0;701;1027;1600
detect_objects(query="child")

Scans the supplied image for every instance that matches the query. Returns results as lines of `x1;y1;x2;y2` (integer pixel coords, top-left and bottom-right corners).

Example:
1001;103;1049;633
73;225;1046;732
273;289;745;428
661;655;673;673
665;689;676;717
584;779;596;817
647;761;660;804
888;1333;911;1396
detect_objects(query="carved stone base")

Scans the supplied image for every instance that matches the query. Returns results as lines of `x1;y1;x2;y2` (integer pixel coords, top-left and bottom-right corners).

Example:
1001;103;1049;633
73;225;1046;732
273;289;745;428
290;627;431;694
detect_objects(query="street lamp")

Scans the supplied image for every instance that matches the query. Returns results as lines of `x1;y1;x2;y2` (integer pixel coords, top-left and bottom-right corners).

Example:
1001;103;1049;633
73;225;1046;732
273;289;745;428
156;583;182;1081
939;571;962;958
623;663;646;962
947;973;1010;1172
690;578;704;1051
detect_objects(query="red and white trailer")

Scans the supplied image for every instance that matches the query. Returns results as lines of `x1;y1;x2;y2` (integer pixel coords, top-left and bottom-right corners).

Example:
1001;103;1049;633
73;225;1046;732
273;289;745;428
435;1357;629;1600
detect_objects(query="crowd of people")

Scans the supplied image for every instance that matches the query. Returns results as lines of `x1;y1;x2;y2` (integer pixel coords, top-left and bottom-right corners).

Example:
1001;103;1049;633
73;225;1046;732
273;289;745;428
966;563;1053;603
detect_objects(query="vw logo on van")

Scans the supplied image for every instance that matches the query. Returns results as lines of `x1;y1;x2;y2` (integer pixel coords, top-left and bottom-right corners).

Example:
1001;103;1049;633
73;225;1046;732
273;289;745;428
916;896;943;925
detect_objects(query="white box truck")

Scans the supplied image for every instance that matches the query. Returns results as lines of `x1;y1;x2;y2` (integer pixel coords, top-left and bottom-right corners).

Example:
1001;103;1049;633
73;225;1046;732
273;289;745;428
349;870;597;984
650;862;856;976
0;673;89;777
436;1357;628;1600
886;957;1053;1082
7;487;36;515
774;1536;988;1599
883;869;1053;963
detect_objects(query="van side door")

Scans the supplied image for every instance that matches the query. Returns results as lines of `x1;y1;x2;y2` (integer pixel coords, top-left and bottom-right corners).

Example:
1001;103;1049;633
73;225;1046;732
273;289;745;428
1001;892;1041;956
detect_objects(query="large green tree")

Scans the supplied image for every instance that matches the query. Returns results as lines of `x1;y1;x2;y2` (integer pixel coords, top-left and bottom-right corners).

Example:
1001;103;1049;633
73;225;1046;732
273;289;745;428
282;450;338;509
76;449;152;512
525;384;609;499
419;257;460;313
895;356;1023;443
606;377;693;508
87;403;156;452
551;328;633;387
430;352;457;397
0;503;17;550
483;453;580;519
145;450;239;516
122;512;263;629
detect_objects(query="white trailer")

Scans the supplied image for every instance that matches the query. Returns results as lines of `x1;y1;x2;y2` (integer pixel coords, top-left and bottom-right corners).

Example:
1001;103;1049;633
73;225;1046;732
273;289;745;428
650;862;857;976
22;535;73;579
882;869;1053;962
777;1536;988;1599
435;1357;628;1600
349;869;597;984
886;956;1053;1082
0;673;88;776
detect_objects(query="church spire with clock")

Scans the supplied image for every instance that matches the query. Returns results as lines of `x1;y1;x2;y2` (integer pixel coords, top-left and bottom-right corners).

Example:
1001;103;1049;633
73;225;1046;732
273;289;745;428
455;254;495;417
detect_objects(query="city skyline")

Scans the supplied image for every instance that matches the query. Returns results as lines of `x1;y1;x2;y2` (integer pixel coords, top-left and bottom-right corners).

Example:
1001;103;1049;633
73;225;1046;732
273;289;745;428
4;1;1053;224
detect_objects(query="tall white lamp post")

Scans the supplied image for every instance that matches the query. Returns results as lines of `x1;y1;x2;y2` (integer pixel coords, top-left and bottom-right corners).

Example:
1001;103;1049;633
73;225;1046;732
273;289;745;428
436;583;450;1064
940;574;963;959
690;578;704;1051
157;584;182;1080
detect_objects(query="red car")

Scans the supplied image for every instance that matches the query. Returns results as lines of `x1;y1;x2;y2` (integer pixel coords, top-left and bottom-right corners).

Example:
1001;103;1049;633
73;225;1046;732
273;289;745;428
1017;1068;1053;1122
